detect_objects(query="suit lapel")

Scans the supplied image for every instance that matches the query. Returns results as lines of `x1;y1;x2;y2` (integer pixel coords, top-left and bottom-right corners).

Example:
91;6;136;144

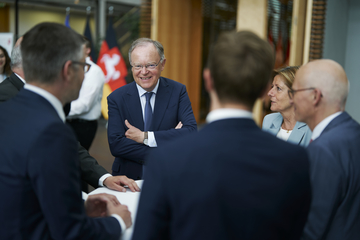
268;114;283;135
9;73;25;91
124;82;145;130
288;122;306;144
152;77;171;130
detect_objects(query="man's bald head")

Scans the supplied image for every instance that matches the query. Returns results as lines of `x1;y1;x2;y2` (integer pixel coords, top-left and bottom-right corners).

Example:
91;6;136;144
296;59;349;110
292;59;349;130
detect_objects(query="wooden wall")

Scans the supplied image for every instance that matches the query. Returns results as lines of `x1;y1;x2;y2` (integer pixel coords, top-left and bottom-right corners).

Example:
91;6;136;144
151;0;203;122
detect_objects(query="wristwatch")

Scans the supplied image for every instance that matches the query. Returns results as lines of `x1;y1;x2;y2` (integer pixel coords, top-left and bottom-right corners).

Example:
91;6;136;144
143;131;148;145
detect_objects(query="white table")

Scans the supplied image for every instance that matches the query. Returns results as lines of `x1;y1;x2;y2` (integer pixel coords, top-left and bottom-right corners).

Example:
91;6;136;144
88;180;143;240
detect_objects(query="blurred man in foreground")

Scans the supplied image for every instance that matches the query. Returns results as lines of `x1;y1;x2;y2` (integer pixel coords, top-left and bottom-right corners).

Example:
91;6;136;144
0;22;131;239
132;31;311;240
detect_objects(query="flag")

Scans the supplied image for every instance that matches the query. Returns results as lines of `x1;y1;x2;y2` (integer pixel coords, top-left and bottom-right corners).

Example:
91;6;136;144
65;12;70;28
97;17;128;119
83;16;97;62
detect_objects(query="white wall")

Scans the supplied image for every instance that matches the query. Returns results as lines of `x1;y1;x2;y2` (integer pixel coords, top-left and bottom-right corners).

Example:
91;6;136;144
9;7;95;39
344;0;360;123
323;0;360;123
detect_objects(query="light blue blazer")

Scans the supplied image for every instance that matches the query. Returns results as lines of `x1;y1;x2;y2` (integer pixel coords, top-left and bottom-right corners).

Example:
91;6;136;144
262;112;312;147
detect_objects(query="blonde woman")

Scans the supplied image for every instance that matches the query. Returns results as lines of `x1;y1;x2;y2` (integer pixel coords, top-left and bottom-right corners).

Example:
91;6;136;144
262;66;312;146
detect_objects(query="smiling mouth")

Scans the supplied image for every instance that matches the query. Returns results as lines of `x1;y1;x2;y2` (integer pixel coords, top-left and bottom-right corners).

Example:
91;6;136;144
140;77;151;80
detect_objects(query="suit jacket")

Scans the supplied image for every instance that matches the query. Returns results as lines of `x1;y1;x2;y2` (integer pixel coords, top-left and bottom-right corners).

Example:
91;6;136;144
107;77;197;180
262;112;312;147
0;72;24;102
0;73;107;188
302;112;360;240
0;89;120;239
132;118;311;240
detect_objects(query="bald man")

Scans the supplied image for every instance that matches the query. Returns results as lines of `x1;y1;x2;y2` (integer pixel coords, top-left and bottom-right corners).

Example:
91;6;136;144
291;59;360;240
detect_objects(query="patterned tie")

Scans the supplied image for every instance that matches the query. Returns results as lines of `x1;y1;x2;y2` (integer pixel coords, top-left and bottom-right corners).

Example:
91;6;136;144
144;92;153;131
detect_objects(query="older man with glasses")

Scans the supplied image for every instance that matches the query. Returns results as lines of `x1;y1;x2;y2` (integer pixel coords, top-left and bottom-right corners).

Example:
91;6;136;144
291;59;360;240
107;38;197;180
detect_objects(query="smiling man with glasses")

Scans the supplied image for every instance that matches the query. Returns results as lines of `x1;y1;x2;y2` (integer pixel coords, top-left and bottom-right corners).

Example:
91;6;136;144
292;59;360;240
107;38;197;180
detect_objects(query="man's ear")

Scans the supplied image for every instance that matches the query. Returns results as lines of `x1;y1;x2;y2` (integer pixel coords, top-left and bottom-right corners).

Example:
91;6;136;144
62;60;72;84
160;58;166;71
203;68;214;93
313;88;322;106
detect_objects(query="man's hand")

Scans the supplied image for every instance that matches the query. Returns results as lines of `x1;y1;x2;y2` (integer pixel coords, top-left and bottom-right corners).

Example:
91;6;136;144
85;193;120;217
175;121;183;129
107;201;132;229
103;175;140;192
125;120;144;143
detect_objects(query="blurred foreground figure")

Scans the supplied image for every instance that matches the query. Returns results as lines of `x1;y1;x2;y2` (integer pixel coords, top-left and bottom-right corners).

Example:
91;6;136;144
0;22;131;240
132;30;311;240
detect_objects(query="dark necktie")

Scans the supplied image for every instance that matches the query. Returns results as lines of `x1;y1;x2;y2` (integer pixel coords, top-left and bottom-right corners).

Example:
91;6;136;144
144;92;153;131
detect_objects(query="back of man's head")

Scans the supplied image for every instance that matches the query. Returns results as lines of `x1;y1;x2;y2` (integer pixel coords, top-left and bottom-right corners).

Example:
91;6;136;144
209;31;274;108
21;22;84;85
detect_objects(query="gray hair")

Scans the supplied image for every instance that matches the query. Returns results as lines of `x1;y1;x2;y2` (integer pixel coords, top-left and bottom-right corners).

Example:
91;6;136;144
10;43;22;69
128;38;165;63
21;22;84;84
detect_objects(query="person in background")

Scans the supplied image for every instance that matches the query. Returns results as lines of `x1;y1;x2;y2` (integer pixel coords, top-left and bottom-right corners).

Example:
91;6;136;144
262;66;312;147
132;31;311;240
107;38;197;180
0;45;12;83
67;36;105;151
291;59;360;240
0;22;132;240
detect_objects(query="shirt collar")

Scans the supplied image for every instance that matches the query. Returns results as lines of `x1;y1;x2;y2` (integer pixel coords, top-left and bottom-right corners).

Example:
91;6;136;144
136;78;160;97
14;73;26;84
24;84;66;122
311;111;342;141
206;108;253;123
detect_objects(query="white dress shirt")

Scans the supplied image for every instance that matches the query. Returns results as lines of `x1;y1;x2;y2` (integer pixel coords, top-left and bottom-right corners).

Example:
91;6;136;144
67;57;105;121
311;111;342;141
206;108;253;123
136;79;160;147
25;84;126;235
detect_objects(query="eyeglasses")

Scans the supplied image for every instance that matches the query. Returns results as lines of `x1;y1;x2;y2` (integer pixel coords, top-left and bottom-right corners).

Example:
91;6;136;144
131;59;162;71
288;88;316;99
72;61;91;73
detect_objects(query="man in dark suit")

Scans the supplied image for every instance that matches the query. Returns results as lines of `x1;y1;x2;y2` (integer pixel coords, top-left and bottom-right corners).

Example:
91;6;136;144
0;36;139;193
291;59;360;240
0;22;132;239
132;31;311;240
107;38;197;180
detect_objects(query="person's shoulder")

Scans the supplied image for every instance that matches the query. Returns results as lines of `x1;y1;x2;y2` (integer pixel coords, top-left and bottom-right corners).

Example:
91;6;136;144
262;112;281;128
160;77;185;87
108;82;134;98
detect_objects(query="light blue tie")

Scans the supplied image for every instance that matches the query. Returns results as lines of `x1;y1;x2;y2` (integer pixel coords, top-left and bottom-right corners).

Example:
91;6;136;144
144;92;153;131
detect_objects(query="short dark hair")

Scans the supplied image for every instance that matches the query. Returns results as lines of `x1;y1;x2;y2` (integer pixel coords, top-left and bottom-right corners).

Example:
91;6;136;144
21;22;84;84
0;45;12;76
208;31;274;108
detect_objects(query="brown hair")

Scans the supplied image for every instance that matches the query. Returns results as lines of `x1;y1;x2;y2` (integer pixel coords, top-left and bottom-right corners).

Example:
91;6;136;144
208;30;274;108
273;66;300;89
0;45;12;76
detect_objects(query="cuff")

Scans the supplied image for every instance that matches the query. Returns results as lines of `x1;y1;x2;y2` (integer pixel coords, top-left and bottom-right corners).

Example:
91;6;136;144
147;131;157;147
99;173;113;187
111;214;127;235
